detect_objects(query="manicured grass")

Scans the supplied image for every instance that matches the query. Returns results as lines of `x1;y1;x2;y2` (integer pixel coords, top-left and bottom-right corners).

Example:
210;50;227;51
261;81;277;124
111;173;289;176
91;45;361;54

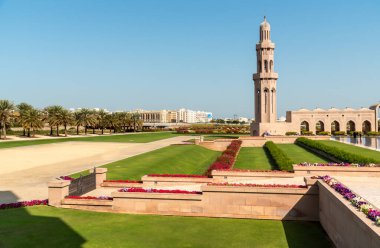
277;144;330;164
234;147;275;170
72;145;221;180
318;140;380;162
0;206;333;248
0;132;180;149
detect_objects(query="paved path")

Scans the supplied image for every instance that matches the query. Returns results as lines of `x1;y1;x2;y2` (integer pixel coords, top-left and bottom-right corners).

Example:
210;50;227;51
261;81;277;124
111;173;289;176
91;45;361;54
336;176;380;209
0;136;192;203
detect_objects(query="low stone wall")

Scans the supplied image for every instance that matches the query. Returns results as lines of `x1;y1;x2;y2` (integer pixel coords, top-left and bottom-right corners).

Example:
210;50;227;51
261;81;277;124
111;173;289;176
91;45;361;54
198;136;331;149
110;184;319;221
318;180;380;248
211;170;294;182
198;139;232;151
141;175;213;187
293;165;380;177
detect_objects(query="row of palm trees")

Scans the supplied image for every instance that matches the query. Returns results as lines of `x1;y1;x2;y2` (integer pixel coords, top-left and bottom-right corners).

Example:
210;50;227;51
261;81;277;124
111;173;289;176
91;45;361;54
0;99;143;139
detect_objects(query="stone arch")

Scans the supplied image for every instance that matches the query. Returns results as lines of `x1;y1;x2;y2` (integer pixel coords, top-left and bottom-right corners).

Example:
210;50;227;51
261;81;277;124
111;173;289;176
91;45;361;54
331;121;340;132
300;121;310;133
264;88;269;113
271;88;276;114
362;120;371;133
270;60;273;72
264;60;268;72
316;121;325;133
258;60;262;72
346;121;356;133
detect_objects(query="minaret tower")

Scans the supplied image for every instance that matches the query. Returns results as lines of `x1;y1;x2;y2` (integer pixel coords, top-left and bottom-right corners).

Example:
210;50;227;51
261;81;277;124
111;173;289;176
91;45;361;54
253;16;278;124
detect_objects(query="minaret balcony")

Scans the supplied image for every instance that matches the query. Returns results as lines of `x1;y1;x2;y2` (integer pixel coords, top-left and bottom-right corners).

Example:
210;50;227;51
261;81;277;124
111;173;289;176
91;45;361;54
253;72;279;80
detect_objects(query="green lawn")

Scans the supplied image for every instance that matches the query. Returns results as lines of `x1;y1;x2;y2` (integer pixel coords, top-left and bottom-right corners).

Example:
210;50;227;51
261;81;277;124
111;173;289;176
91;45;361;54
0;206;333;248
277;144;330;164
0;132;180;149
234;147;276;170
318;140;380;161
72;144;220;180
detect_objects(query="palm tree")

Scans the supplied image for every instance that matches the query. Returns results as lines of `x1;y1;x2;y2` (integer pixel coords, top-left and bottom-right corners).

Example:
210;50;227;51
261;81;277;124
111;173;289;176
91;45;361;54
44;105;64;136
92;110;99;134
0;100;15;139
59;109;74;137
17;102;33;136
117;112;132;132
131;112;141;132
79;108;96;135
107;113;120;133
73;111;83;135
23;108;44;137
97;109;109;135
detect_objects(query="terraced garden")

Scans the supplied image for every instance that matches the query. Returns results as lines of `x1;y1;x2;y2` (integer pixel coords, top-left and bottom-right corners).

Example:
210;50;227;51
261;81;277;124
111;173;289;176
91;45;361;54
0;206;333;248
71;144;221;180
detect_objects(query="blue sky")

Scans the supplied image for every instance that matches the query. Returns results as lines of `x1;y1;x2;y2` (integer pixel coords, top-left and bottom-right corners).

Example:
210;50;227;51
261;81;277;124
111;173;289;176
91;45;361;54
0;0;379;118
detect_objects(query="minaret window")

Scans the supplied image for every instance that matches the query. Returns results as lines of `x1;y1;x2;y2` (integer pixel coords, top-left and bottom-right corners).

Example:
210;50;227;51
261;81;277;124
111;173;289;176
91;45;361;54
264;89;269;113
264;60;268;72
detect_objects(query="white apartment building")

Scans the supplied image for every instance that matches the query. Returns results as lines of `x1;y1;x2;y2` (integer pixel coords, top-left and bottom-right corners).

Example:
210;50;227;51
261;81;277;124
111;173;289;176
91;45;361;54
139;108;212;124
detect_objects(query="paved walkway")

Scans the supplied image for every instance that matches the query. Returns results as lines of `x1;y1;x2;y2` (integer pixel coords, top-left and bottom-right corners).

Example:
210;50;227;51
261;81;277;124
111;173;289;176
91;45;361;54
0;136;192;203
336;176;380;209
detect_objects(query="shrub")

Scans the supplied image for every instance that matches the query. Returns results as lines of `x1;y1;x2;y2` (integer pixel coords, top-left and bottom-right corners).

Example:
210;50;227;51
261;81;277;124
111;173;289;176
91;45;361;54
301;131;313;135
296;137;380;164
316;131;330;136
367;131;380;136
285;132;298;136
264;141;294;171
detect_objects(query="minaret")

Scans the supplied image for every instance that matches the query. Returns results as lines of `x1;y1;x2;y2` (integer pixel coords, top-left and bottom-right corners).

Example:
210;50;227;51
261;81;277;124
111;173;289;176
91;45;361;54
253;17;278;124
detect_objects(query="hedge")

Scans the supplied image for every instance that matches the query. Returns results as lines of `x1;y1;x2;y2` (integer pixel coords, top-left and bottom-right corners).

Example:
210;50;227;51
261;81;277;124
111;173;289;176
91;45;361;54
264;141;294;171
296;137;380;164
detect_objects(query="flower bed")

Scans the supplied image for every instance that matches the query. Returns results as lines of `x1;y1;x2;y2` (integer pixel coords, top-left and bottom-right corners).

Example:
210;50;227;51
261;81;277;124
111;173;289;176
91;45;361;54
103;179;142;183
205;140;242;176
320;175;380;226
65;196;113;200
147;174;208;178
207;182;307;188
298;162;380;167
219;169;292;173
59;176;75;181
118;187;202;195
0;199;48;210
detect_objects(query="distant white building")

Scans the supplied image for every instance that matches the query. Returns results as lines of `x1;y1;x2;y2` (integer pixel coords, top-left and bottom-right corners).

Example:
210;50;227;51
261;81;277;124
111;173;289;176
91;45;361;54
138;108;212;124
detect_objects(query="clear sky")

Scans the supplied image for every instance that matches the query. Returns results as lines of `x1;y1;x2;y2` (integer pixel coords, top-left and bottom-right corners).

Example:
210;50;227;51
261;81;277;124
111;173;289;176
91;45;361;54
1;0;379;118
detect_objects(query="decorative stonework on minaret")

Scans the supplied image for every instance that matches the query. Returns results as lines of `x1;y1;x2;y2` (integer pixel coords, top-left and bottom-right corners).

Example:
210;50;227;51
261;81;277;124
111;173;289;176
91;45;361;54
253;16;278;124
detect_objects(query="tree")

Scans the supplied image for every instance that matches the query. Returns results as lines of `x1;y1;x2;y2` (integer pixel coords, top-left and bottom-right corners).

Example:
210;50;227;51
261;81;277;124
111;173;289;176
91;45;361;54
117;112;132;132
44;105;64;136
97;109;109;135
59;109;74;137
0;100;15;139
131;112;141;132
23;108;44;137
78;108;96;135
17;102;33;136
73;111;83;135
106;113;120;133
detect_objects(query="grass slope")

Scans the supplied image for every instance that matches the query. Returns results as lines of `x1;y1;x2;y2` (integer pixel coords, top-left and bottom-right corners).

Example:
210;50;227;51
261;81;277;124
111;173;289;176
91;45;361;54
318;140;380;162
0;132;180;149
72;145;220;180
234;147;275;170
277;144;330;164
0;206;333;248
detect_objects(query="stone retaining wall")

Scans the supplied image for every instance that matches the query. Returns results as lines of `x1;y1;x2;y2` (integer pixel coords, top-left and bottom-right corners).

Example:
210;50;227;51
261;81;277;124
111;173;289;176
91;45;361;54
293;165;380;177
110;184;319;220
318;180;380;248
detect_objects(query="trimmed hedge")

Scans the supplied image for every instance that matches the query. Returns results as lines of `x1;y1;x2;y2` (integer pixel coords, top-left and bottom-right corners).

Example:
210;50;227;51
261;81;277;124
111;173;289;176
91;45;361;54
296;137;380;164
264;141;294;171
